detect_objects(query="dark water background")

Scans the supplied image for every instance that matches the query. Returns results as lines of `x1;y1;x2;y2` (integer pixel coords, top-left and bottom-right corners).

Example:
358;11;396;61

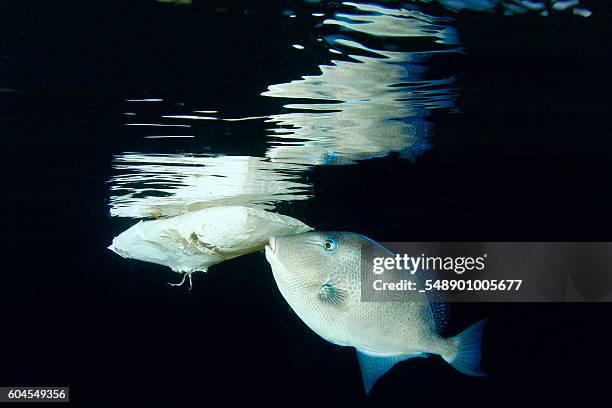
1;0;611;406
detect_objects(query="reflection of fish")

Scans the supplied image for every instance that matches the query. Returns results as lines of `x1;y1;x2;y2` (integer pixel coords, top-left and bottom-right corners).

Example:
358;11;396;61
108;206;312;288
265;231;488;393
262;2;458;166
266;109;432;165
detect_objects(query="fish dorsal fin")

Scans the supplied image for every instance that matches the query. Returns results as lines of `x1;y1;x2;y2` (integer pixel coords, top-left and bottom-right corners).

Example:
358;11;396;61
356;350;424;394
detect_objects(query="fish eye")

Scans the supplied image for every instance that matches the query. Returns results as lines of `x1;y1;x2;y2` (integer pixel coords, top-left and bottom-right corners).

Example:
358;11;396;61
323;239;337;252
323;152;339;165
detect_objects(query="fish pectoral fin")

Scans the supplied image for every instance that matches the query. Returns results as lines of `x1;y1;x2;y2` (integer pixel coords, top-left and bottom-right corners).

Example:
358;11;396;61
357;350;426;394
319;283;348;305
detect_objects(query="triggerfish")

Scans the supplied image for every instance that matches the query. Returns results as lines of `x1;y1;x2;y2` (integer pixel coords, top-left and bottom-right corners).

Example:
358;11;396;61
265;231;488;393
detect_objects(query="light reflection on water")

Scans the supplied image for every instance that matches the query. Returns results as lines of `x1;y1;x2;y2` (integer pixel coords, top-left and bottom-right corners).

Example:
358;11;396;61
325;2;459;42
263;1;458;165
109;1;460;217
109;154;311;218
432;0;590;17
108;0;594;218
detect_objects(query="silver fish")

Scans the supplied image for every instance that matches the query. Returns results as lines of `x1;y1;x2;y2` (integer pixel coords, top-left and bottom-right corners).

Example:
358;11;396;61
265;231;488;393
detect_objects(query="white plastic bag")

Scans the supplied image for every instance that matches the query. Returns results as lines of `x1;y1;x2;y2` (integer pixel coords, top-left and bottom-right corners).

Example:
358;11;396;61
108;206;312;287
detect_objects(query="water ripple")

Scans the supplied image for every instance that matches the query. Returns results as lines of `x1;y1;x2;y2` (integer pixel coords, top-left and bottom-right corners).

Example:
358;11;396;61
262;1;459;165
111;0;579;217
109;154;311;218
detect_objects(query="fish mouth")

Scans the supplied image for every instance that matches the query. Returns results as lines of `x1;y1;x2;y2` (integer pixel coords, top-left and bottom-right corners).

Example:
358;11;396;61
265;236;277;254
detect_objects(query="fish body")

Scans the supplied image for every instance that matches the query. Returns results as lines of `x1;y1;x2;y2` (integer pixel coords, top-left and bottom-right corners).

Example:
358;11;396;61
265;231;487;393
108;206;312;274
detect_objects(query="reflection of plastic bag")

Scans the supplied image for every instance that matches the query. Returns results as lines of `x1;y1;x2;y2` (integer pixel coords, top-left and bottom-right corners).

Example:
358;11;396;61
108;206;312;276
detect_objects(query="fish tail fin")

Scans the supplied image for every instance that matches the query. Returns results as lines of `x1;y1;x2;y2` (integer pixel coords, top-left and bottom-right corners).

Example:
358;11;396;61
443;318;489;377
